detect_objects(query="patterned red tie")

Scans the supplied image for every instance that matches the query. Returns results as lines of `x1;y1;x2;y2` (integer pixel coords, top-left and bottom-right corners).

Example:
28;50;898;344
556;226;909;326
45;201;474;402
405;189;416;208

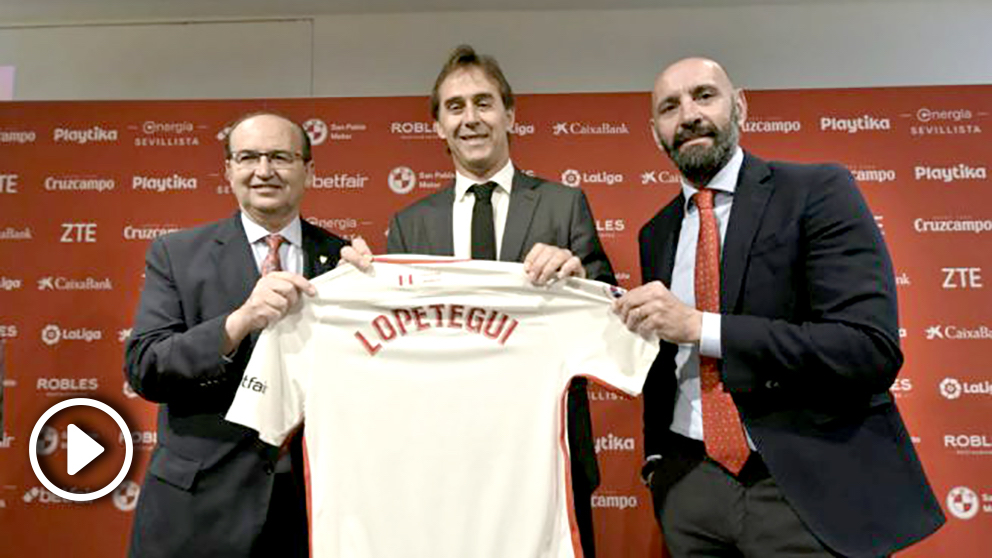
694;188;749;475
261;234;285;276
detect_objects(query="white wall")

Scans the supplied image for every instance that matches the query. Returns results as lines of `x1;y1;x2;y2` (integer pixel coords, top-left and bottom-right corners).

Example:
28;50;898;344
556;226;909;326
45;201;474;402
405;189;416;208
1;2;990;101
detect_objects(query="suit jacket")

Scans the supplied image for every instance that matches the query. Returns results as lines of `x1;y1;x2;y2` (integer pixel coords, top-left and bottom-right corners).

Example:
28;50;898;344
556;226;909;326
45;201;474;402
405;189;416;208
125;213;346;557
388;170;614;557
640;153;944;558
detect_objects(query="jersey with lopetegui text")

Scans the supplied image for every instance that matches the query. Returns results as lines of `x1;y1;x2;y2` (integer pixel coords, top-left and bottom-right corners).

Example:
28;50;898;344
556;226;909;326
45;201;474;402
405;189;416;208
226;257;659;558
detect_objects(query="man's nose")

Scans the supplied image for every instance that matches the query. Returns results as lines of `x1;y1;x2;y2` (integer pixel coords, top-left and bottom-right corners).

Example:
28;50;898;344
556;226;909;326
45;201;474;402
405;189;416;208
253;156;275;178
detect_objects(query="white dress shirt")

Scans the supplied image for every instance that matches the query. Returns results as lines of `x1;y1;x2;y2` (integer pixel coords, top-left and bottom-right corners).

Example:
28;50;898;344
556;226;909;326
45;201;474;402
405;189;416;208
668;147;745;443
240;212;304;275
451;160;515;260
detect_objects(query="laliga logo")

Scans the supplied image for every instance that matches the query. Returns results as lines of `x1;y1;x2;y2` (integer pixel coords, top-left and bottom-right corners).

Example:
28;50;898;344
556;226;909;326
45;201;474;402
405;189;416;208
561;169;581;188
940;378;963;400
303;118;328;146
113;481;141;512
41;324;61;346
946;486;980;520
388;166;417;194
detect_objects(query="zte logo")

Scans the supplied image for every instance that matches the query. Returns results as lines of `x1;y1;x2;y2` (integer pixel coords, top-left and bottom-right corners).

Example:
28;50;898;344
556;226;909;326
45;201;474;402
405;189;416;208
61;223;98;243
0;174;18;194
942;267;983;289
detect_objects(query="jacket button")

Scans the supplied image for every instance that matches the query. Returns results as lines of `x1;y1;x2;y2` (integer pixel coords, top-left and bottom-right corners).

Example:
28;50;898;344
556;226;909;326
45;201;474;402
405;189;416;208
264;462;274;475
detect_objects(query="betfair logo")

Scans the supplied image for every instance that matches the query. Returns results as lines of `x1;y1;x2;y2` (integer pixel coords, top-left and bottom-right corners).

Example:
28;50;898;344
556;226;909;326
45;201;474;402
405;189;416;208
240;376;268;394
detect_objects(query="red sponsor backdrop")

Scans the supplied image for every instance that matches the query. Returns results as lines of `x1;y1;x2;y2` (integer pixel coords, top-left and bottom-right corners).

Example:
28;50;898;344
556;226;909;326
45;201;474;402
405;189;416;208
0;87;990;557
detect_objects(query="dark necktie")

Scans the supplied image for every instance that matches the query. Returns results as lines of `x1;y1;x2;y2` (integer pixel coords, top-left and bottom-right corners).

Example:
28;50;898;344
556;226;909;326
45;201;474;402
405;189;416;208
470;182;498;260
694;188;749;475
261;234;286;275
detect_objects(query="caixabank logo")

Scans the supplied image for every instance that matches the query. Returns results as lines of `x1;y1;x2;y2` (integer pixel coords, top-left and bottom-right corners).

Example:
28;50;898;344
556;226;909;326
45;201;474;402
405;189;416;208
946;486;992;520
640;170;681;185
926;324;991;340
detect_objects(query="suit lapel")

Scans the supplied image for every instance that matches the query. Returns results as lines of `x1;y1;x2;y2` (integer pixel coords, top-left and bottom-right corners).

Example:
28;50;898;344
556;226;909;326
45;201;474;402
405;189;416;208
301;218;337;279
721;152;774;312
426;187;456;256
212;214;259;311
656;196;685;286
501;171;539;262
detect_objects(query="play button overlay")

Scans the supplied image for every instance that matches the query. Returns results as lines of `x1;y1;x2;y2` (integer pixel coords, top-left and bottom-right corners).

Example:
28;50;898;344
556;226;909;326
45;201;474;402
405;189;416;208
67;424;105;475
29;398;134;502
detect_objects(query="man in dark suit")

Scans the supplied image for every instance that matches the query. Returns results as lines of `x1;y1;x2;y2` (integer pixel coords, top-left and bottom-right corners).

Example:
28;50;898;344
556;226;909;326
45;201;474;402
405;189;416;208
615;57;944;557
345;45;613;557
125;112;347;557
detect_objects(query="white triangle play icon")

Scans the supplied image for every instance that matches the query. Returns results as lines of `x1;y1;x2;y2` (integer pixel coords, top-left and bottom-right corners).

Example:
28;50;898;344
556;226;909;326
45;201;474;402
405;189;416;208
67;424;104;476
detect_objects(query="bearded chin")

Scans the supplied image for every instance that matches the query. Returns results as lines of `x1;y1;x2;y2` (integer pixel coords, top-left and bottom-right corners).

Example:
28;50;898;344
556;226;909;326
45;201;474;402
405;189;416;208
664;107;741;186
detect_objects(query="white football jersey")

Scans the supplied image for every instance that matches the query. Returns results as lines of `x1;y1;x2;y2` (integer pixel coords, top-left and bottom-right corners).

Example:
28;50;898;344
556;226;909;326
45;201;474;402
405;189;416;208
226;256;658;558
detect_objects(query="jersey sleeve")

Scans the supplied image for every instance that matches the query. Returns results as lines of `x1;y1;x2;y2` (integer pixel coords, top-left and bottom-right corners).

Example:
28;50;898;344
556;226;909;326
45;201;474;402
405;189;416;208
561;284;659;397
225;323;305;447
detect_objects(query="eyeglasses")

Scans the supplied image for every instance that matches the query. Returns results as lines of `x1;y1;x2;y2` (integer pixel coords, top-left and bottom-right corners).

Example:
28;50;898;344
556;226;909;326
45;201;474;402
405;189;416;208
229;150;305;169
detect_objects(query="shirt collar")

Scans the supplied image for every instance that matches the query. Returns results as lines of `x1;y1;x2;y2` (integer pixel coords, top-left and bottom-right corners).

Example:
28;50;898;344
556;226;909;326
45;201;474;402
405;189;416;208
454;160;515;201
681;146;744;211
240;212;302;247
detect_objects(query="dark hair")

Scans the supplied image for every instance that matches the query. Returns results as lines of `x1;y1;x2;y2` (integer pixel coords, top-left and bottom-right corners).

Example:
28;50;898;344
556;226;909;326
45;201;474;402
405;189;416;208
430;45;514;120
222;111;312;162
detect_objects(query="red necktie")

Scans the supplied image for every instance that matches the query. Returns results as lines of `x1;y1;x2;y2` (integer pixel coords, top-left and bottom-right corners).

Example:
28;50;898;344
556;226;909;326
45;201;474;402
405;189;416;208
694;188;749;475
261;234;285;275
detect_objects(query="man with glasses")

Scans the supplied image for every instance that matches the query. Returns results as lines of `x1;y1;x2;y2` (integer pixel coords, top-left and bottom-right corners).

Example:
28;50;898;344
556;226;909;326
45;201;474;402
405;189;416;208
125;112;347;557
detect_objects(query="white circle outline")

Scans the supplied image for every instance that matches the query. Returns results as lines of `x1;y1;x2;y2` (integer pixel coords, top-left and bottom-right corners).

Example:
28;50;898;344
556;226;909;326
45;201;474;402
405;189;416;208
28;398;134;502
